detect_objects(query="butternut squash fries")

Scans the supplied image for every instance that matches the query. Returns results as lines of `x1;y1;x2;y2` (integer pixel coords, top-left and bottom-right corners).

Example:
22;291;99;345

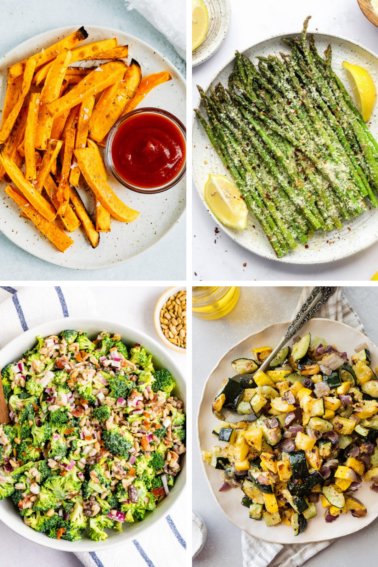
0;27;174;253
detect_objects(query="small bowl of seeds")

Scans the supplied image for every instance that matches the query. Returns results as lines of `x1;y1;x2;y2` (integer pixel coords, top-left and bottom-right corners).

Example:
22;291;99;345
154;287;187;353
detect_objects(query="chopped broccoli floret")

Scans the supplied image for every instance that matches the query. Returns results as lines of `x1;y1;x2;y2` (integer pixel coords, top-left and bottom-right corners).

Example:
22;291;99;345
106;372;133;401
114;340;128;359
2;424;16;444
18;441;41;463
1;377;12;402
130;346;153;371
34;486;59;512
31;422;52;446
48;435;68;460
92;405;111;422
36;460;53;483
171;407;185;427
135;455;154;479
69;499;88;530
151;477;163;490
1;363;15;380
149;452;165;472
75;383;96;405
152;369;175;394
25;379;44;397
60;330;78;345
77;333;95;351
102;429;133;459
88;515;114;541
28;511;59;533
154;426;167;439
97;334;115;357
0;472;15;500
53;371;69;385
174;428;185;442
137;371;155;393
44;472;81;502
82;480;94;500
49;409;69;427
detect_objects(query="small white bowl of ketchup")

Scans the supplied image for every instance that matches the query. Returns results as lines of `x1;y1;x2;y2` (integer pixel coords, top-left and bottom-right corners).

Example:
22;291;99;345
106;107;186;194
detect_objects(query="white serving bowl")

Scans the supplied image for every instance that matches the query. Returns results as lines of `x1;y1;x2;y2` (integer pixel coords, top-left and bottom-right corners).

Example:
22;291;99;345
153;287;186;354
0;317;186;552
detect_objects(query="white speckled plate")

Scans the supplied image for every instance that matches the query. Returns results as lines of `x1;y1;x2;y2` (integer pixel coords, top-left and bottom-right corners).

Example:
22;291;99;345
193;32;378;264
198;318;378;544
192;0;231;67
0;26;186;270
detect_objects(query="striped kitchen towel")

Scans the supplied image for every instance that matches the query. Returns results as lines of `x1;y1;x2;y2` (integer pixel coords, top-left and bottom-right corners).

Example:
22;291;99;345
242;286;364;567
0;285;97;348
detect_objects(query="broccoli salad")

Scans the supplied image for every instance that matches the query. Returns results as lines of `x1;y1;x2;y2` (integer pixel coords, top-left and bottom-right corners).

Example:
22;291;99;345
0;330;185;542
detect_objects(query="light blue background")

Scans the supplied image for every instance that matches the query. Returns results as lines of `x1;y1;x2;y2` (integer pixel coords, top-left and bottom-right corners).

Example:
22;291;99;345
0;0;186;281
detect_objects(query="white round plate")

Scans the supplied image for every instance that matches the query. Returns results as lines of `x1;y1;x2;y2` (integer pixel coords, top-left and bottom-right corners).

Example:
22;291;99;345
198;318;378;544
193;32;378;264
0;26;186;270
192;0;231;67
0;317;186;551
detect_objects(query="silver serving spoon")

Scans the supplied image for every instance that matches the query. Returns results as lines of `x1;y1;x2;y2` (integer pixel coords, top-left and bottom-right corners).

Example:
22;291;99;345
214;286;337;423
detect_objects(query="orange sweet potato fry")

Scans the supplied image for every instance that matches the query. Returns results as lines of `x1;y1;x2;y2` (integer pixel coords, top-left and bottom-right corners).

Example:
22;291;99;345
122;71;172;115
0;100;28;179
69;186;99;248
0;153;56;221
1;74;23;126
34;39;118;85
44;174;80;233
34;138;63;192
5;185;73;252
57;127;76;215
70;95;95;187
24;93;40;180
74;146;139;223
9;27;88;78
0;58;36;144
35;49;72;150
86;45;128;60
89;60;141;143
47;61;127;119
87;139;111;231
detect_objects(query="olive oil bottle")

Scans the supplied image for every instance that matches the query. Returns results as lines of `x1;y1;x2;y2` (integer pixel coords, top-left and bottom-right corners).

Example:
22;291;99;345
192;286;240;320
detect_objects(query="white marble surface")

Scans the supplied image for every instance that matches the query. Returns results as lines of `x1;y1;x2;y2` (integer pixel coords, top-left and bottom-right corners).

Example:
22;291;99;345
192;0;378;281
193;286;378;566
0;0;186;281
0;285;187;566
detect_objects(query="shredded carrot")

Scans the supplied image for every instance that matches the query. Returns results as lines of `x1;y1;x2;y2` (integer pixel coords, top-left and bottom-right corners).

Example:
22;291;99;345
57;527;65;540
141;436;149;451
154;423;162;429
128;467;136;476
85;435;93;441
64;428;74;435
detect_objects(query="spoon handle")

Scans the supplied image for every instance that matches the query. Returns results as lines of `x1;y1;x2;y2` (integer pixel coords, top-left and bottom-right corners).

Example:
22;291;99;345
259;287;337;373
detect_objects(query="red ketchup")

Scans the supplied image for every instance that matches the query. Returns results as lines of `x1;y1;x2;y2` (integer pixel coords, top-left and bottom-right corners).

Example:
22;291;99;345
111;112;186;189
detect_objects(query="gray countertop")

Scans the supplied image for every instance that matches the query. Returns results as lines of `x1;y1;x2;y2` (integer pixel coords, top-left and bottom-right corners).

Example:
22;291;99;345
193;287;378;566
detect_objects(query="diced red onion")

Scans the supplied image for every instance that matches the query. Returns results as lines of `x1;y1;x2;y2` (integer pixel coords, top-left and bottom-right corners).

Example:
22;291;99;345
314;382;330;398
147;434;153;442
132;409;143;415
321;352;345;371
325;509;339;523
99;356;107;362
35;419;41;427
63;512;70;521
364;443;375;455
346;445;360;458
359;454;371;469
78;472;84;481
100;376;108;385
107;510;126;523
371;484;378;493
325;346;338;354
117;397;126;407
146;386;151;393
319;364;333;375
129;456;136;465
283;431;293;439
315;344;325;356
9;410;15;419
111;361;121;368
341;352;347;359
355;343;369;353
339;394;353;406
323;430;339;445
161;474;169;495
97;391;105;401
17;362;24;373
4;464;12;473
281;438;295;452
309;493;319;503
45;387;52;394
349;482;362;492
306;427;321;440
53;434;61;441
284;412;296;426
323;459;339;468
289;425;304;436
320;466;331;479
66;459;75;472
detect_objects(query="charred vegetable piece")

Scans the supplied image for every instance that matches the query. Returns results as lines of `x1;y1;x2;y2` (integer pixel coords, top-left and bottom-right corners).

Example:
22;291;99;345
351;349;371;366
269;346;290;368
289;451;309;479
292;334;311;362
214;457;230;470
322;485;345;509
322;371;342;389
291;512;307;535
250;503;263;520
218;427;236;443
293;496;309;513
232;358;259;375
242;496;253;508
339;364;356;385
215;378;243;405
239;374;257;389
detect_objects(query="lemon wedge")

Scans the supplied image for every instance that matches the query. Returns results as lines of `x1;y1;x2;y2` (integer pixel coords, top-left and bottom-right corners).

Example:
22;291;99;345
371;271;378;281
343;61;377;122
204;174;248;230
192;0;209;52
